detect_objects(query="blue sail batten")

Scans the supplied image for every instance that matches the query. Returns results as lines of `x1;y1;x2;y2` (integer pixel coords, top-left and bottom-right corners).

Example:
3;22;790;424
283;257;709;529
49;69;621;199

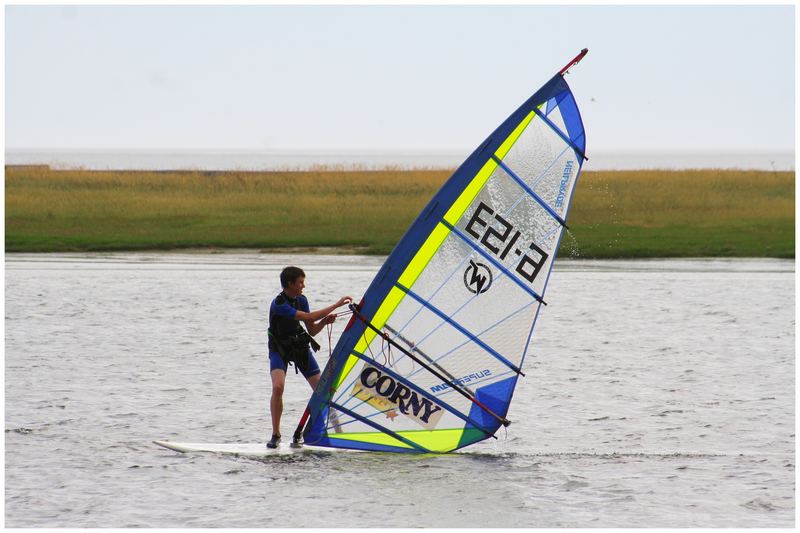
342;349;495;437
330;402;431;453
531;105;586;162
491;155;569;228
440;219;547;305
395;283;524;376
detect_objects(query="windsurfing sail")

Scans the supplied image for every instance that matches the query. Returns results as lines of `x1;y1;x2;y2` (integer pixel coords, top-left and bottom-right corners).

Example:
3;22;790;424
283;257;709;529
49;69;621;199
299;49;589;453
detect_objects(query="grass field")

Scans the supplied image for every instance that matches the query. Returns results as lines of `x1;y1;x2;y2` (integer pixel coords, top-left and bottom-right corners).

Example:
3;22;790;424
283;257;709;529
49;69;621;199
5;165;795;257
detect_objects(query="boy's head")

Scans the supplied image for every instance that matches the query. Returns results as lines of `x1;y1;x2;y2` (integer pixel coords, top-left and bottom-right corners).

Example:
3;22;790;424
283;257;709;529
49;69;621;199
280;266;306;289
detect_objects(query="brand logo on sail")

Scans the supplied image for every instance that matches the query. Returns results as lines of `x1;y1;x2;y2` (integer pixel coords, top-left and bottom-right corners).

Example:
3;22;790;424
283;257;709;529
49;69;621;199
463;260;492;294
430;369;492;393
555;160;574;208
351;364;444;430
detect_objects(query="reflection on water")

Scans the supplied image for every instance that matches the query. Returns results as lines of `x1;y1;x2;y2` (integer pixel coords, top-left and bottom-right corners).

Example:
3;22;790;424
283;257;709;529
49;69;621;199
5;253;794;527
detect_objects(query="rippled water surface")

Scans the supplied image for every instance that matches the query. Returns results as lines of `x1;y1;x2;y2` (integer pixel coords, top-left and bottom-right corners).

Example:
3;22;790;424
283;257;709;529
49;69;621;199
5;253;794;527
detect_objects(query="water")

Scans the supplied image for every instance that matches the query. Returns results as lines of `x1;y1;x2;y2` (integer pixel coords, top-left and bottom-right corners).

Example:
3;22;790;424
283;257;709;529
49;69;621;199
5;253;794;527
4;149;795;171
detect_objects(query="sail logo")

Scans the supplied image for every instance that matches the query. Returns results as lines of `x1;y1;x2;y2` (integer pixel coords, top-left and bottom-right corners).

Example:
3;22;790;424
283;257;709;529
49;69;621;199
464;202;549;284
351;364;444;430
554;160;574;208
463;260;492;294
430;369;492;393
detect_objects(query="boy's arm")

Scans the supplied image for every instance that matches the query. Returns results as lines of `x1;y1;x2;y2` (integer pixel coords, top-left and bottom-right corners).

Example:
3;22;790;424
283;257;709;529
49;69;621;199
295;296;352;334
304;314;335;336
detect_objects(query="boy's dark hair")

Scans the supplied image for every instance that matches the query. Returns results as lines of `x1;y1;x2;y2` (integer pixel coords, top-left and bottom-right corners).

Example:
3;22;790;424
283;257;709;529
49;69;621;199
280;266;305;288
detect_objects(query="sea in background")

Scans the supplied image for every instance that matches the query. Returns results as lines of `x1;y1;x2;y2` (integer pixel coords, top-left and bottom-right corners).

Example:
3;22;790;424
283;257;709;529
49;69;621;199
4;149;795;171
5;253;794;527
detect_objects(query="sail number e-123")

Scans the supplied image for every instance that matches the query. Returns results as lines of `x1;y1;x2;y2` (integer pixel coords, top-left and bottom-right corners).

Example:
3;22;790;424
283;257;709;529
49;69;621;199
465;201;549;284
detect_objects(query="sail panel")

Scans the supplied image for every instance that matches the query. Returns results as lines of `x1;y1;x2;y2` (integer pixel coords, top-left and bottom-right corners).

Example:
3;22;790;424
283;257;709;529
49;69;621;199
451;163;565;298
399;229;541;369
500;101;582;220
302;59;587;453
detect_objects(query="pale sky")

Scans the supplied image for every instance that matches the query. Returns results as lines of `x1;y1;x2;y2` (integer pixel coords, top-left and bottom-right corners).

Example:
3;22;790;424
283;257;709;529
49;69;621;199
5;4;796;153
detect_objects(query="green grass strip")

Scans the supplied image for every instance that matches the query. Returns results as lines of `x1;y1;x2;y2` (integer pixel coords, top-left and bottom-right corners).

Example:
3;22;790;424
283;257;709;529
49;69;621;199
5;166;794;258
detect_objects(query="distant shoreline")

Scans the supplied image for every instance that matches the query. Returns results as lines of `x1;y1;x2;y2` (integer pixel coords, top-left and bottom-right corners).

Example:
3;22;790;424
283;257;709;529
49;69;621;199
4;149;795;172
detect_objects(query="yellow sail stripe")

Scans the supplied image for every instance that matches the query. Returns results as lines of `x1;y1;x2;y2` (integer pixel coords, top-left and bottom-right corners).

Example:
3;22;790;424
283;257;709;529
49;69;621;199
335;224;451;389
331;428;469;453
442;106;541;227
334;354;361;390
442;158;497;226
397;222;451;288
355;286;405;350
334;286;407;389
495;109;537;160
330;431;415;450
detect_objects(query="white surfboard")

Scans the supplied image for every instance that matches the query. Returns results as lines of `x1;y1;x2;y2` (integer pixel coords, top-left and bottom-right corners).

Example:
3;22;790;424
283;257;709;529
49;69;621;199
153;440;354;456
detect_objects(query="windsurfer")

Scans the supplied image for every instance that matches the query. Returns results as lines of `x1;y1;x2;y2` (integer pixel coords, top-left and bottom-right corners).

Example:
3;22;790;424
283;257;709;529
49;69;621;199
266;266;351;448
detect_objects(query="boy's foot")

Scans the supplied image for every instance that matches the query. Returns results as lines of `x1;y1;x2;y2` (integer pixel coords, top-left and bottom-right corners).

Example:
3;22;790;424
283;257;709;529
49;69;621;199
266;434;281;449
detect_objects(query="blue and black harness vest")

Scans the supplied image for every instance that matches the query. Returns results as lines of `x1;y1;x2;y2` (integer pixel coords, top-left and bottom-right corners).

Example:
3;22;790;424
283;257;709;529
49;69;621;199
268;292;319;371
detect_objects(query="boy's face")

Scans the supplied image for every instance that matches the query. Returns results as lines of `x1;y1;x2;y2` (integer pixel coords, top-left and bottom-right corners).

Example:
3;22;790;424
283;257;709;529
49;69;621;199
286;276;305;297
